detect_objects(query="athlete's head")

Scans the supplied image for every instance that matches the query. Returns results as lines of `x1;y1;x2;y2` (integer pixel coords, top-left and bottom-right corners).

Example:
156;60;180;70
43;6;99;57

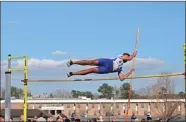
121;53;130;63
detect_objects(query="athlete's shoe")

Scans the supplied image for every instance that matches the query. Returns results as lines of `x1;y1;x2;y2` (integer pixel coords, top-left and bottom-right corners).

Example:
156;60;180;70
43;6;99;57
67;72;73;77
67;60;73;67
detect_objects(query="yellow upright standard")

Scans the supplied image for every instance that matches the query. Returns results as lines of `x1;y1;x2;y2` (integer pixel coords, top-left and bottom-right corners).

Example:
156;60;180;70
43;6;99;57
184;43;186;92
23;56;28;122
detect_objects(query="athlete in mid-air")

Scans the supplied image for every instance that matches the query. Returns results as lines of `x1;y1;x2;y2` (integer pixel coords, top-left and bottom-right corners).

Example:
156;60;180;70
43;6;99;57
67;51;137;81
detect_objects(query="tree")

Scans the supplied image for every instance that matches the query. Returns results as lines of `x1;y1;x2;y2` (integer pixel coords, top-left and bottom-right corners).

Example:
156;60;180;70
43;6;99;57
1;86;32;99
53;89;73;98
71;90;94;99
115;89;120;98
77;91;81;97
84;91;94;99
49;93;54;98
11;86;20;98
120;83;136;99
71;90;78;98
149;73;181;121
178;91;185;99
98;83;114;99
93;93;99;99
10;86;32;99
27;91;32;97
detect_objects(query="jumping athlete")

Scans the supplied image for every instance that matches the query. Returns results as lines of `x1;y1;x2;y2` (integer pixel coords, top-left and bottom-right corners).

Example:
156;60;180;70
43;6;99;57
67;51;137;81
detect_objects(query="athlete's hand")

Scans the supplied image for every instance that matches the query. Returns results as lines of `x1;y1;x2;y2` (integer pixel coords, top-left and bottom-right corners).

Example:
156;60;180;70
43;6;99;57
133;51;137;57
130;69;135;73
120;69;135;81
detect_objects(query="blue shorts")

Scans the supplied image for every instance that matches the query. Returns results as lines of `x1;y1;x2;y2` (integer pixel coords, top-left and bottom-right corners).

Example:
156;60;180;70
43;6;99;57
97;58;113;74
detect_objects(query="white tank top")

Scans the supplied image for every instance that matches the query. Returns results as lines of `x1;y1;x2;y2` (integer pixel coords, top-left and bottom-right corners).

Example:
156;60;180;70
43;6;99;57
112;56;124;73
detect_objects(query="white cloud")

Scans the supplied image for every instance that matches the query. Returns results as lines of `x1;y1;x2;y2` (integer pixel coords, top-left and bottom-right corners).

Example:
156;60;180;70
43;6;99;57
124;58;164;70
21;58;68;69
1;60;7;66
52;50;67;56
137;58;164;65
1;60;17;71
1;58;66;71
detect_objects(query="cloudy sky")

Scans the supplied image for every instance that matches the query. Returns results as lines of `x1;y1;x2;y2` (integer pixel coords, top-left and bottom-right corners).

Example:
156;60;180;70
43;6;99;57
1;2;185;95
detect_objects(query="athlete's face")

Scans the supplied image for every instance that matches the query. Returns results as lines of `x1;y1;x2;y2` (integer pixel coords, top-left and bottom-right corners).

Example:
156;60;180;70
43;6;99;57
121;55;130;60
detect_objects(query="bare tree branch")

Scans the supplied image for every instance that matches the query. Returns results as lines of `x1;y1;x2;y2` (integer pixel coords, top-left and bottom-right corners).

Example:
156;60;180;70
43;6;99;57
150;72;181;120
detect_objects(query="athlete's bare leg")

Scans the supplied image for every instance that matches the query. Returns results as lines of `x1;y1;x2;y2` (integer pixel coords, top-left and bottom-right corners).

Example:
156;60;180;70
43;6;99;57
73;60;98;65
67;67;98;77
67;59;99;67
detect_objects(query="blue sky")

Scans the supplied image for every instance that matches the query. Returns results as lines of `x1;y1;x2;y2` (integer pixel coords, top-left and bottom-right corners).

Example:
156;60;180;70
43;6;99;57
1;2;185;95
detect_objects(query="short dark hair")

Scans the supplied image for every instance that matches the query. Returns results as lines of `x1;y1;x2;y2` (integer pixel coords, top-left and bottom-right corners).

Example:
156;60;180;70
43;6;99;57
123;53;130;56
122;53;130;63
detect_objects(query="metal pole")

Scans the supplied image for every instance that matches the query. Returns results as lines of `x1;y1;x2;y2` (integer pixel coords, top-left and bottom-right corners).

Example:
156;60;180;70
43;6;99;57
8;54;11;71
5;71;11;121
5;54;12;121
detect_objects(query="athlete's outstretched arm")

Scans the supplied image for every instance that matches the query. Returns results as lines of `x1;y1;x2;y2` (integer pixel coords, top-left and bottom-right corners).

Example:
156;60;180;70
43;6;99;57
118;69;134;81
127;51;137;61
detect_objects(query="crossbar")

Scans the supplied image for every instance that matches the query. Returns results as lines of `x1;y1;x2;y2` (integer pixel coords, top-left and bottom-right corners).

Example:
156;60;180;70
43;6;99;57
9;56;25;59
27;72;184;82
8;68;24;72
